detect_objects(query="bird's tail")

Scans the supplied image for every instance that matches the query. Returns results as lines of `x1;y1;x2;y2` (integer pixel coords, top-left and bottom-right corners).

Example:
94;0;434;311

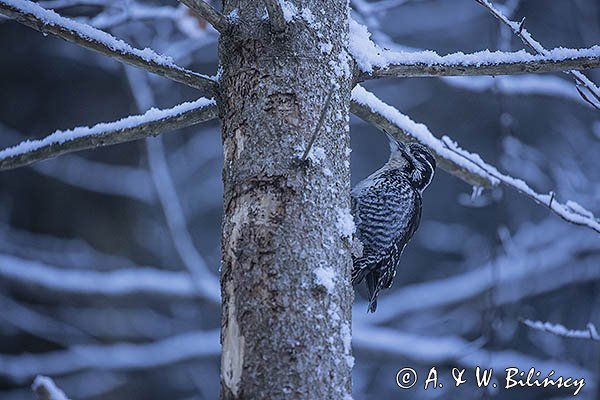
366;272;379;313
352;254;377;285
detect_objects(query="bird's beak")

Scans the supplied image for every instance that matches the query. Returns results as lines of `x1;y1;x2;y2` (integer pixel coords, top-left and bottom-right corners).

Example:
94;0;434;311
384;131;408;153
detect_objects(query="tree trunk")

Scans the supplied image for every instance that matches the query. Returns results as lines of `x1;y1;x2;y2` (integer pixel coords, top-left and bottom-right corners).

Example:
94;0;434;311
218;1;354;398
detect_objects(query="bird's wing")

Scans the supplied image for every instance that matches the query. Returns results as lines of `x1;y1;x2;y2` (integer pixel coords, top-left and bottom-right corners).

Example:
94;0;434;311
351;175;422;283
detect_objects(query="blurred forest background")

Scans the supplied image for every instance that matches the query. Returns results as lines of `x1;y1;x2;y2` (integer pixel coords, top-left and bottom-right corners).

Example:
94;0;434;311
0;0;599;399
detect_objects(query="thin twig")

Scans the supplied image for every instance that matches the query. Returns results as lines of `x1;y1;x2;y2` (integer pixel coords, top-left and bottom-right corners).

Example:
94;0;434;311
301;84;336;161
264;0;287;32
440;138;600;234
0;252;215;301
0;99;218;171
0;0;217;94
124;67;220;301
520;319;600;342
474;0;600;109
178;0;228;32
32;376;71;400
1;331;220;382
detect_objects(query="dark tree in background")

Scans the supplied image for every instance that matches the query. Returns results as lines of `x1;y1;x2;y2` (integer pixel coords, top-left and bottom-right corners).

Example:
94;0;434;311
0;0;598;399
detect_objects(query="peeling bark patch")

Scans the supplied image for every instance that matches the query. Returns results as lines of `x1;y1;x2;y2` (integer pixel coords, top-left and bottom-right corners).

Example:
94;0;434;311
222;281;244;396
264;92;300;126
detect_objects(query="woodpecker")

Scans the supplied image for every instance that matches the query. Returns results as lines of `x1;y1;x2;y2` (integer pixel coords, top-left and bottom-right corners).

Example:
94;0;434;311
351;133;436;313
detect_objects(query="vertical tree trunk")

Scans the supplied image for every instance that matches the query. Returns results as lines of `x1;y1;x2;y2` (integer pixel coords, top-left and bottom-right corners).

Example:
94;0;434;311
218;1;354;398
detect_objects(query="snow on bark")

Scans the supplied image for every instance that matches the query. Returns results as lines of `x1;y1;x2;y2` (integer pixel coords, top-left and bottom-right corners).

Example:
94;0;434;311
219;1;353;397
314;266;336;293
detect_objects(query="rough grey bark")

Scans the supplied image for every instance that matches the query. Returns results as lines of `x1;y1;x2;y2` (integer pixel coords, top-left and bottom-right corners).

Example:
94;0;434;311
218;1;354;398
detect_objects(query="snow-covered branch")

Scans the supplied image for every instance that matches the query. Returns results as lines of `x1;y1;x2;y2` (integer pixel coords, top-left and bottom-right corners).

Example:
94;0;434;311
441;137;600;233
178;0;227;32
522;320;600;342
0;330;220;383
0;0;217;93
32;376;71;400
0;253;219;302
263;0;287;32
351;85;600;234
350;20;600;81
350;85;495;187
0;98;217;171
475;0;600;108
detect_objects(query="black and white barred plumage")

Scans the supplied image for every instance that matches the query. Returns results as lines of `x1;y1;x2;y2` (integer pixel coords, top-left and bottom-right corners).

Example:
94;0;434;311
351;134;436;313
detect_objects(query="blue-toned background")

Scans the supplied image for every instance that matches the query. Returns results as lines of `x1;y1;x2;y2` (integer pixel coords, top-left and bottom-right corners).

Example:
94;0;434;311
0;0;598;398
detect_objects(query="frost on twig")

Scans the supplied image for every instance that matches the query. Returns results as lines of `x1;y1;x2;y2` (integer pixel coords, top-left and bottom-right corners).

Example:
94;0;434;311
32;376;71;400
178;0;228;32
440;137;600;233
0;0;217;93
0;98;218;171
475;0;600;109
521;319;600;342
351;85;600;234
349;19;600;81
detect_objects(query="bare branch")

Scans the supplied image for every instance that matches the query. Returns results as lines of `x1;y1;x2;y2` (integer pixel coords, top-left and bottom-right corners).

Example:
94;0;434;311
125;67;221;300
0;293;95;347
475;0;600;108
32;376;71;400
301;84;335;161
351;85;600;233
263;0;287;32
0;98;218;171
0;252;217;302
178;0;228;32
350;86;495;187
521;319;600;342
0;0;217;93
0;331;219;383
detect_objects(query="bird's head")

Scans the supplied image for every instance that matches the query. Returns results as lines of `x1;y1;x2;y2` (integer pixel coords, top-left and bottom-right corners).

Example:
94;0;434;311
386;133;436;192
